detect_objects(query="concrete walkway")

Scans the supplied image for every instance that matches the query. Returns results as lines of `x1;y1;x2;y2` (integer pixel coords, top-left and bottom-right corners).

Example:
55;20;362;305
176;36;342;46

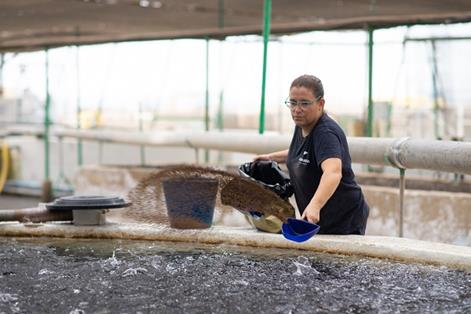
0;222;470;271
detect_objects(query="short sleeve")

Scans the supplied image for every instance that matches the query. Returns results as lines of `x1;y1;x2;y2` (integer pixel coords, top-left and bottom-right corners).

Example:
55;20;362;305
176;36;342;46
314;130;342;167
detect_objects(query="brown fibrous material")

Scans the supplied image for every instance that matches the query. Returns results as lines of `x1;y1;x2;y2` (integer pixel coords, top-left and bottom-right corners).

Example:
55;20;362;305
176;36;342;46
118;165;294;225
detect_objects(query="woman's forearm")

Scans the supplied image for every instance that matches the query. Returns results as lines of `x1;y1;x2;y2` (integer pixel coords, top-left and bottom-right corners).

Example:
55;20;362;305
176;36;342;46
268;149;289;163
302;158;342;223
309;170;342;210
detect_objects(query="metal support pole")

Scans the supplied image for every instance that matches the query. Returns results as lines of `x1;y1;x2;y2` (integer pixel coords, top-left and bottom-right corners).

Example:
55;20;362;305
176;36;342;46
366;26;374;137
57;136;69;187
76;45;83;166
216;38;225;164
217;90;224;164
0;53;4;96
204;37;210;163
259;0;271;134
217;91;224;131
44;49;51;180
216;19;224;133
431;40;440;139
139;102;146;166
195;148;200;164
42;48;52;202
218;0;224;29
398;168;406;237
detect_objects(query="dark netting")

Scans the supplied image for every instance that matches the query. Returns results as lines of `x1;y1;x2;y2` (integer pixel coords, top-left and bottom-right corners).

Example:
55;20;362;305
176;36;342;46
239;160;294;200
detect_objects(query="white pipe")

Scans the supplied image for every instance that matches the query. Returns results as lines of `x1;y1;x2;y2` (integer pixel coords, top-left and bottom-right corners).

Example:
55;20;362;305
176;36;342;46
186;131;291;154
348;137;396;166
392;138;471;173
4;125;471;175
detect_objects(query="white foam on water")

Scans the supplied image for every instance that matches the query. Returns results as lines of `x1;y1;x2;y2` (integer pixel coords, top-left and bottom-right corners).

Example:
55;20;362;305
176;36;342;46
233;280;249;286
0;293;18;302
122;267;148;277
79;301;89;308
165;263;178;275
292;256;320;276
101;250;122;272
150;256;163;270
38;269;55;276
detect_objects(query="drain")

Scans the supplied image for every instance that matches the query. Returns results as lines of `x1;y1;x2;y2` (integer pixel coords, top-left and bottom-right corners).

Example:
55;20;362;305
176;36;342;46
46;195;131;225
46;196;130;210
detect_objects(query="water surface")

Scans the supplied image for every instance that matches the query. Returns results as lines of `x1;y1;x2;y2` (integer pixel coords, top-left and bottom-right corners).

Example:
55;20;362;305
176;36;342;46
0;238;470;313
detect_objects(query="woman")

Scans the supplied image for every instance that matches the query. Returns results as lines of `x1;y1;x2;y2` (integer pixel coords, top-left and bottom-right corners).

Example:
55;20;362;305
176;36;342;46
255;74;369;234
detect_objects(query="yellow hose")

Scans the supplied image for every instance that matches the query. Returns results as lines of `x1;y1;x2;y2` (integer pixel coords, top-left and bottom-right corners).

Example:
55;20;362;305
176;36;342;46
0;141;9;193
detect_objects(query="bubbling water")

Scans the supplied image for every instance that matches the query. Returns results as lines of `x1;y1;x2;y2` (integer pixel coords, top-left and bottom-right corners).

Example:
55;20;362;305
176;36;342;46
1;238;470;313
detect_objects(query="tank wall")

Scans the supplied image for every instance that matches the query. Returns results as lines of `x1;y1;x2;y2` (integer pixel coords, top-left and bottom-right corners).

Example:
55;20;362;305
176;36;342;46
74;166;471;245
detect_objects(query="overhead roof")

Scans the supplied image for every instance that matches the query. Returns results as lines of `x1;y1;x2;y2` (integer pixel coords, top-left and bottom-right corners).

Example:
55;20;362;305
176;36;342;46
2;0;471;52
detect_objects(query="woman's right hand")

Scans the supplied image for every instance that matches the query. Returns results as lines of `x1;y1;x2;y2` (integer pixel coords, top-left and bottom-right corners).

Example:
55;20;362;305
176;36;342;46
253;154;271;162
253;149;289;163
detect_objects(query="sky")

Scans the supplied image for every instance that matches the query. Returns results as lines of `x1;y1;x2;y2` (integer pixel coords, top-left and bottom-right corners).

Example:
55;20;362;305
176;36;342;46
1;22;471;133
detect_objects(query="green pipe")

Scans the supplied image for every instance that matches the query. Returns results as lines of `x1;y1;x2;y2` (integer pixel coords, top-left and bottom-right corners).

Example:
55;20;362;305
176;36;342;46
205;38;210;132
431;40;440;139
218;0;224;131
205;37;210;162
367;26;374;137
259;0;271;134
76;45;83;166
217;90;224;131
0;53;4;94
218;0;224;29
44;48;51;180
217;90;224;164
139;102;146;166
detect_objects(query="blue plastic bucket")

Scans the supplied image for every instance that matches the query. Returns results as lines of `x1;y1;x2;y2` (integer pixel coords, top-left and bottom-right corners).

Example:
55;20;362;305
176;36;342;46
162;177;218;229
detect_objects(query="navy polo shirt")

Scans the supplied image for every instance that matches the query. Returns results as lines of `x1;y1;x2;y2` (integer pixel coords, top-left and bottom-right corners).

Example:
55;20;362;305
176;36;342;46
286;114;369;235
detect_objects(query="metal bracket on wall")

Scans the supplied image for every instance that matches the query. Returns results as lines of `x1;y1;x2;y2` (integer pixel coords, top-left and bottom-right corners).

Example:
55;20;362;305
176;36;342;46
385;137;410;238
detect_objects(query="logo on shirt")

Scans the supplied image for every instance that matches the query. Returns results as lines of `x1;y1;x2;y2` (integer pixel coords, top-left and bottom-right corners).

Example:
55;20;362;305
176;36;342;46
298;151;310;165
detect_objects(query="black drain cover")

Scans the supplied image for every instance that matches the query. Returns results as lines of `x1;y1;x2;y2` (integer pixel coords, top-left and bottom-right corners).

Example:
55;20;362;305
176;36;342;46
46;195;131;211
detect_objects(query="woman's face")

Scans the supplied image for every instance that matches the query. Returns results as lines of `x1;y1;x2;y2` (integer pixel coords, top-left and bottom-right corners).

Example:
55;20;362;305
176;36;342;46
288;86;324;130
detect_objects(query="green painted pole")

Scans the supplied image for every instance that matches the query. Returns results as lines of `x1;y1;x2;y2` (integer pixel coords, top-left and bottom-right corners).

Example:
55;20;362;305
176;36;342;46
205;38;210;132
217;91;224;131
0;53;4;95
367;26;374;137
44;49;51;181
217;0;225;164
139;102;146;166
204;37;210;163
259;0;271;134
42;48;52;202
217;90;224;165
431;40;440;139
76;45;83;166
218;0;224;29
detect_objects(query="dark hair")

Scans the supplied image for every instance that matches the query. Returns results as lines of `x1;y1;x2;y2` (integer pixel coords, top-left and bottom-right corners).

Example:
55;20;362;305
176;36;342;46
290;74;324;98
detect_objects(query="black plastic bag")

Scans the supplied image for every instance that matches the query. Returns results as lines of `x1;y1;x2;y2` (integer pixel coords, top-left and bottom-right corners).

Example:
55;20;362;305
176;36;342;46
238;160;294;200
